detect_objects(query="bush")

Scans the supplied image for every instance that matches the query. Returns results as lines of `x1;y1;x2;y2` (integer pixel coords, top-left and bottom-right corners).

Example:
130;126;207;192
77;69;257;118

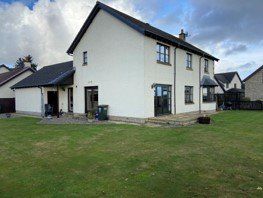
242;97;251;101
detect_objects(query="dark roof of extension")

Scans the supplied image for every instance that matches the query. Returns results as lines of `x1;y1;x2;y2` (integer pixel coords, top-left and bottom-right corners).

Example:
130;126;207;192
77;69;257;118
0;67;34;87
12;61;75;89
214;72;242;92
201;75;218;87
243;65;263;82
67;1;219;61
0;64;11;71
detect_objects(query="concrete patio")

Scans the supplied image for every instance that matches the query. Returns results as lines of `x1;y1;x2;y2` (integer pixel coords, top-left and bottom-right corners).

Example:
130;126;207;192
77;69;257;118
147;111;218;126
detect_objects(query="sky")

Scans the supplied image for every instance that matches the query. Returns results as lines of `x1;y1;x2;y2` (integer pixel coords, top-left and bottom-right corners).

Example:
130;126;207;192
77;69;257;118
0;0;262;79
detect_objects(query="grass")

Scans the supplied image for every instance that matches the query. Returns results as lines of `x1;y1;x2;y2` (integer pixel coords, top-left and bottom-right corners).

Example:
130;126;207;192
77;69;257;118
0;111;262;197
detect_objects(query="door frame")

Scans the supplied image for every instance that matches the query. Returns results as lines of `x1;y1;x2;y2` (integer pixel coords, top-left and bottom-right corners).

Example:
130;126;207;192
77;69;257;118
154;84;172;117
84;86;99;113
68;87;73;112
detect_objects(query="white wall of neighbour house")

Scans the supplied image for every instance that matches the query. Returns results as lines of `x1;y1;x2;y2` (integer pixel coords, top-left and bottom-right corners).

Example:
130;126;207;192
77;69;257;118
215;85;224;94
15;87;42;115
0;67;9;74
0;70;33;99
226;74;242;90
73;10;145;118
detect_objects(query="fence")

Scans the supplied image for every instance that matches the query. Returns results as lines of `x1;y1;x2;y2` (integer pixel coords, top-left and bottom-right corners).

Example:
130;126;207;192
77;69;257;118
0;98;15;113
232;101;263;110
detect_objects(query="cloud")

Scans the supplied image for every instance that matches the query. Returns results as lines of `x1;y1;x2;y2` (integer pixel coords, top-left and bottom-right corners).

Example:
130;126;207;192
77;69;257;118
0;0;143;68
224;44;247;56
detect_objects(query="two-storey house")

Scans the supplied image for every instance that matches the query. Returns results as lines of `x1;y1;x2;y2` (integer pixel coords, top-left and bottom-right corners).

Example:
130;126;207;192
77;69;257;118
13;2;219;122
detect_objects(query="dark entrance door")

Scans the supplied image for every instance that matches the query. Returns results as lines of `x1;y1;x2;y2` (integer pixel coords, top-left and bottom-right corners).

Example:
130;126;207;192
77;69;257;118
154;84;172;116
68;88;73;112
47;91;58;116
85;86;98;113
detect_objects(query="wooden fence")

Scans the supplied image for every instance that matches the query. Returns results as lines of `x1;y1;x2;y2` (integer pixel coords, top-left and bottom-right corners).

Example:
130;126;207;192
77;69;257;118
232;101;263;110
0;98;15;113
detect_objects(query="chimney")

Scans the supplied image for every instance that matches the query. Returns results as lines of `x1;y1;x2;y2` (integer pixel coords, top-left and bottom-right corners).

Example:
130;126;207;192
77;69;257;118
179;29;186;41
24;61;31;68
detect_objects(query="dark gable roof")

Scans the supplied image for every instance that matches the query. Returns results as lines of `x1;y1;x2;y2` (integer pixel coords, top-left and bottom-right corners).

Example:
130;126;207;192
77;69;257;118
0;67;34;87
67;1;219;61
243;65;263;82
12;61;75;89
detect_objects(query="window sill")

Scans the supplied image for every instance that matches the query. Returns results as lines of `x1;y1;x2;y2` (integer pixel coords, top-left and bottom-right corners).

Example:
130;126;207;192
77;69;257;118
185;102;194;105
82;63;88;66
186;67;193;71
157;61;171;66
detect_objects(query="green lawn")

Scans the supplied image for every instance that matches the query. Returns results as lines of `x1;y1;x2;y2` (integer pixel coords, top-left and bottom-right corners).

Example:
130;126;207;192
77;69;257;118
0;111;262;197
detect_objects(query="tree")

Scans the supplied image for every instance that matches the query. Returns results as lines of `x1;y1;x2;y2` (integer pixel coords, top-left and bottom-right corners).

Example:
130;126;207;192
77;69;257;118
15;58;25;68
15;55;38;70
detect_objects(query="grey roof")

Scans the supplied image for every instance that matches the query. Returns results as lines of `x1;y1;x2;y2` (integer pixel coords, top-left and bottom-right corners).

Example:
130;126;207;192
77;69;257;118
214;71;242;92
201;75;218;87
67;1;219;61
0;67;34;87
243;65;263;82
12;61;75;89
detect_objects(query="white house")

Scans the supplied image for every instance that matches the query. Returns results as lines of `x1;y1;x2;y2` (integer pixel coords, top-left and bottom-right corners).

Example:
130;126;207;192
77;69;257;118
214;72;243;94
13;2;219;122
0;66;34;99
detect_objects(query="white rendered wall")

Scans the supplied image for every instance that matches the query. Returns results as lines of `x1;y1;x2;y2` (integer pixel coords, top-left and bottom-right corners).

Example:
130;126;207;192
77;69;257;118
73;10;145;118
0;67;9;74
0;70;33;99
15;87;41;114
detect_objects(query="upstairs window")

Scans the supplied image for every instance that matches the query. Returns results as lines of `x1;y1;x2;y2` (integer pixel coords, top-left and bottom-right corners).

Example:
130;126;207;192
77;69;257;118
83;51;88;65
185;86;194;104
203;87;215;102
204;59;209;73
234;83;237;88
186;53;192;69
156;43;170;64
226;83;229;89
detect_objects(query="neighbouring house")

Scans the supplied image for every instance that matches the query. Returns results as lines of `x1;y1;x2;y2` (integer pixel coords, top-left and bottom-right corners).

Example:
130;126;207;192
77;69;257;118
214;72;243;94
243;65;263;101
0;66;35;113
0;64;11;74
12;1;219;122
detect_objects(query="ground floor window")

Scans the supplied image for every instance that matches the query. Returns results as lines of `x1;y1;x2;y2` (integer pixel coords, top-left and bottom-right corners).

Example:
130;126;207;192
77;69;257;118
185;86;193;104
203;87;215;102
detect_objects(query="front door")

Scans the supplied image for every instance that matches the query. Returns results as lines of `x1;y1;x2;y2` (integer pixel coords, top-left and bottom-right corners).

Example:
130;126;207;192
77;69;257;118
68;88;73;112
154;84;172;116
47;91;58;116
85;86;98;113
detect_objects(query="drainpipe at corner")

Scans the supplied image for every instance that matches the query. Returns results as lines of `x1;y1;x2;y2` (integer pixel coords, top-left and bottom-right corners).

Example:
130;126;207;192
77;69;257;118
39;87;44;118
199;54;204;114
173;47;177;115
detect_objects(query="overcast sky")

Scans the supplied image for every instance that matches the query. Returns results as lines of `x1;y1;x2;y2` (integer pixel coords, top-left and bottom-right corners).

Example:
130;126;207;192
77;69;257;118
0;0;262;79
